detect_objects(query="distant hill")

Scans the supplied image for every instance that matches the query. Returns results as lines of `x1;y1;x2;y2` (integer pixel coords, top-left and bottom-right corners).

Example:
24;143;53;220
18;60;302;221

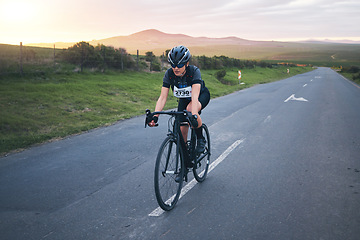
297;39;360;44
27;29;256;51
24;29;360;63
89;29;257;52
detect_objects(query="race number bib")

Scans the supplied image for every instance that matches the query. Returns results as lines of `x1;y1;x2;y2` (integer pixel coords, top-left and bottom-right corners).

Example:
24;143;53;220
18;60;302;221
174;85;192;98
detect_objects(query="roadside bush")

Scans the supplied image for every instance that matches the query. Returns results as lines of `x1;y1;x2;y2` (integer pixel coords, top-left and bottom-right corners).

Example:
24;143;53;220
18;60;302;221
145;51;155;62
348;66;360;73
353;73;360;80
151;61;161;71
215;69;226;80
59;42;135;72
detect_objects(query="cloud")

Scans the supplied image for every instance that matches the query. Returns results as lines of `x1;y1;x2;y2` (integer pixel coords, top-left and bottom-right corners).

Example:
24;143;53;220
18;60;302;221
0;0;359;44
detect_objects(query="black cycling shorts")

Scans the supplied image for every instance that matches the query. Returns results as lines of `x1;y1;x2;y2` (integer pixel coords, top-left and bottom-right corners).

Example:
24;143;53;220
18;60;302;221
177;87;210;122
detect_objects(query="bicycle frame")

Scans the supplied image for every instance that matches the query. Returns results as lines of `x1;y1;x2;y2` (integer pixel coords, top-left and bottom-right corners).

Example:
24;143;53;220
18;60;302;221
146;109;211;210
167;113;193;173
172;116;209;169
146;110;193;170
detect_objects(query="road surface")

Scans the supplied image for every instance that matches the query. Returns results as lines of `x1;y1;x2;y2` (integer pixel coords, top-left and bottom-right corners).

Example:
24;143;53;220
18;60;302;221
1;67;359;239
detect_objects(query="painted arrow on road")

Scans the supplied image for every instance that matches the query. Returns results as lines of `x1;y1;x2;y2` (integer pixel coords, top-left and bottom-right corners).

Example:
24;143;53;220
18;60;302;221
284;94;309;102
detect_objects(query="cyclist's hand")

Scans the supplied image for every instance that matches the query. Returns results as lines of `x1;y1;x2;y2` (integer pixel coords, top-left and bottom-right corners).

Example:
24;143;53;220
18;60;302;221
148;116;158;127
148;120;156;127
189;114;199;128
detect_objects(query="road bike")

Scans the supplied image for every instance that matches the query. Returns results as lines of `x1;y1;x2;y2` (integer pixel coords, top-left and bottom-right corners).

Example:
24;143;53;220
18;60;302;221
145;109;211;211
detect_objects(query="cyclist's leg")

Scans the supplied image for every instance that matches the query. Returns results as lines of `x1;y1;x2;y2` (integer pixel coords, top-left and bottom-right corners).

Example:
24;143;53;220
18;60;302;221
178;89;210;143
180;124;189;145
186;88;210;129
178;98;191;143
186;100;202;127
187;88;210;134
188;89;210;152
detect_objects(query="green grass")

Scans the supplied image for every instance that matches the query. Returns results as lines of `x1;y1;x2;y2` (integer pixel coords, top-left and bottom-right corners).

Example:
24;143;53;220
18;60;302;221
340;72;360;85
189;43;360;66
1;66;312;155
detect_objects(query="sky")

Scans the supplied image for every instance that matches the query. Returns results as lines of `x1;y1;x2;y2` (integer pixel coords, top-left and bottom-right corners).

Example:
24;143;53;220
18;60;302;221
1;0;360;45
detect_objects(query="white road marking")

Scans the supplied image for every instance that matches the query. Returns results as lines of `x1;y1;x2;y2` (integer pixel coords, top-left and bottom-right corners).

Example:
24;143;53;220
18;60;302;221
284;94;308;103
264;115;272;123
149;139;245;217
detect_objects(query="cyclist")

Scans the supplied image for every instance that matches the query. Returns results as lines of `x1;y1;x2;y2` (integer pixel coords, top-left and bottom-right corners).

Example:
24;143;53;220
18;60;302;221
148;45;210;154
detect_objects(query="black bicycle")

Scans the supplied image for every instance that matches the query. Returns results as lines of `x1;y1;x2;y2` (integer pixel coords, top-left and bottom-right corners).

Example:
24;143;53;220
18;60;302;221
145;109;211;211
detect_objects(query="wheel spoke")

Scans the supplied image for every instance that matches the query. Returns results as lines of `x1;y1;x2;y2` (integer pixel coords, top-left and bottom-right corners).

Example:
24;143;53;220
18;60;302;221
154;136;183;211
193;124;210;182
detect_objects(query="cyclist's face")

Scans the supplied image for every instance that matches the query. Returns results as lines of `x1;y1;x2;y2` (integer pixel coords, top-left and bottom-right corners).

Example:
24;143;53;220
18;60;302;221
172;62;188;77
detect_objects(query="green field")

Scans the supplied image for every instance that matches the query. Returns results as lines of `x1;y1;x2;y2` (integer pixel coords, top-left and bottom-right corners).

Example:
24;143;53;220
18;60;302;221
1;66;312;155
187;42;360;67
1;41;358;155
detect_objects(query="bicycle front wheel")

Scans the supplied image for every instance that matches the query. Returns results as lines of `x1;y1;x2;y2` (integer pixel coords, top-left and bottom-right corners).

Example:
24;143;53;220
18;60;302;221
193;124;211;182
154;136;183;211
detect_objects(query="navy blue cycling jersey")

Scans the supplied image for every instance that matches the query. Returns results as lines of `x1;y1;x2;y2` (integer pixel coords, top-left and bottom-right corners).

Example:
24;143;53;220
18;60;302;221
162;65;206;95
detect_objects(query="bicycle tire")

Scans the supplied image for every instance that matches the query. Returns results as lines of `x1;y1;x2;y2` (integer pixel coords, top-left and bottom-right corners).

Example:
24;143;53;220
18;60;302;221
193;124;211;182
154;136;184;211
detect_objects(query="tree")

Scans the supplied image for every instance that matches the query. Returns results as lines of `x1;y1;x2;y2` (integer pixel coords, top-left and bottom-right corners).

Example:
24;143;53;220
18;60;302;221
145;51;161;71
60;42;135;71
61;42;100;72
145;51;155;62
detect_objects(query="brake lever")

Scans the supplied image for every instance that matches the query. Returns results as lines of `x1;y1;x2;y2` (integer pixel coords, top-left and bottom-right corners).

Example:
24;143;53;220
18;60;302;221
145;109;151;128
184;110;198;128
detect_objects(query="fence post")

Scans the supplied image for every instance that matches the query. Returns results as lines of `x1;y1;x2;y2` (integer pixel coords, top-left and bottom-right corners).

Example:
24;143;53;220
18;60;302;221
53;44;56;71
161;52;164;70
102;46;106;73
120;49;124;71
81;44;84;73
137;50;139;71
20;42;23;75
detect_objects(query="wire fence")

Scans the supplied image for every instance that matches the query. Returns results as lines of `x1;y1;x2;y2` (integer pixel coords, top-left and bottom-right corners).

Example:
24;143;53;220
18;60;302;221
0;43;60;76
1;42;287;77
0;42;159;76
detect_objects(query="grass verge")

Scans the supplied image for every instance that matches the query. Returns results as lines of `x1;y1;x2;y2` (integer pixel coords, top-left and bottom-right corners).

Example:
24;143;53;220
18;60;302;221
1;66;312;155
340;72;360;86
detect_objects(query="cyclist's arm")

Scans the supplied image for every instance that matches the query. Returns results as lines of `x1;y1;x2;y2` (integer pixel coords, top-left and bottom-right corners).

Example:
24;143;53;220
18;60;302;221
149;87;169;127
154;87;169;114
191;83;201;115
147;87;169;128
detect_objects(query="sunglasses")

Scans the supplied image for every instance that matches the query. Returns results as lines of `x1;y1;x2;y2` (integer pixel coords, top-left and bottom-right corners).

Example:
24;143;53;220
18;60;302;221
171;63;185;68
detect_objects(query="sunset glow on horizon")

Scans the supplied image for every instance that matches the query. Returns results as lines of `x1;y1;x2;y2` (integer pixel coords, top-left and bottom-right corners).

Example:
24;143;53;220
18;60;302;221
1;0;359;45
2;1;35;22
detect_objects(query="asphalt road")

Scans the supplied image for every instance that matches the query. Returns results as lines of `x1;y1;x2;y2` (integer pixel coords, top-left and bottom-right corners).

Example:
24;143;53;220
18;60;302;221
1;67;359;240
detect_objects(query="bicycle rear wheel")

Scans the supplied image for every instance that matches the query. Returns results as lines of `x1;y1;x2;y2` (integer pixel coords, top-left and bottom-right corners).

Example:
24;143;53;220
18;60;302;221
193;124;211;182
154;136;183;211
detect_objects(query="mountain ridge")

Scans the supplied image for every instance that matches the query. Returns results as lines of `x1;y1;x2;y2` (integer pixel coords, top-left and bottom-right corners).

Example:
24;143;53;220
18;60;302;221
23;29;360;61
24;29;273;51
87;29;257;54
